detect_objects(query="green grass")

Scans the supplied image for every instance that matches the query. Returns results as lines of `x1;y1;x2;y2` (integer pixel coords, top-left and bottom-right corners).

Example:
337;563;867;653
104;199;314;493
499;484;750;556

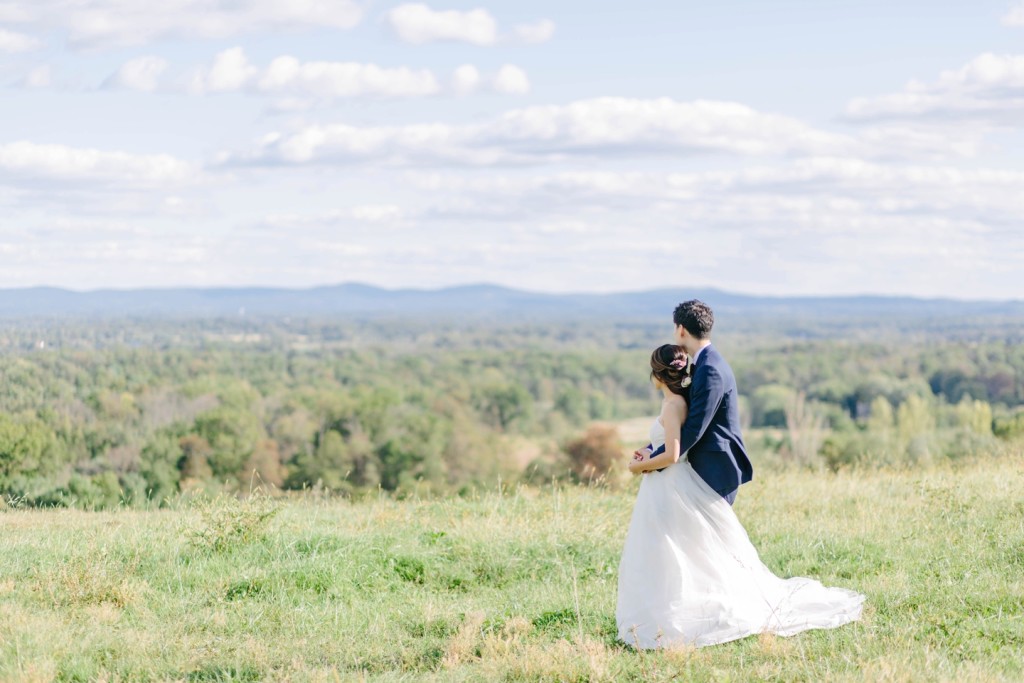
1;457;1023;682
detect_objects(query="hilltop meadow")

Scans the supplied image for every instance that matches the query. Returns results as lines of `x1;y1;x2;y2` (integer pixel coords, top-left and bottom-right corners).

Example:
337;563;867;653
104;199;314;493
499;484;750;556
1;313;1023;680
1;456;1022;681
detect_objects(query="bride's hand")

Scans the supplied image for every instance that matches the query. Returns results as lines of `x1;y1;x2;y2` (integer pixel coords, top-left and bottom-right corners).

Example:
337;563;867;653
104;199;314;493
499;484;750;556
629;451;649;475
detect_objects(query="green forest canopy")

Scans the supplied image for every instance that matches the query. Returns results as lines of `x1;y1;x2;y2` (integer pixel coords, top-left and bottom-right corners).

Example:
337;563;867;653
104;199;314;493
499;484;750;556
1;314;1021;508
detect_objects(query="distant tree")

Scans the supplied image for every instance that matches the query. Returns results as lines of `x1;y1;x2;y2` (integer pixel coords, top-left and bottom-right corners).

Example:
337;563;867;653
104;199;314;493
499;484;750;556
441;414;504;488
139;432;182;503
178;434;213;481
783;391;827;468
897;394;937;463
352;387;401;443
0;413;67;491
193;407;266;478
929;369;987;404
897;394;935;444
92;391;139;421
588;390;614;420
474;383;534;431
241;439;285;490
269;405;318;463
953;398;993;435
106;444;141;474
377;440;423;492
983;366;1017;404
346;427;380;488
866;396;895;433
994;410;1024;441
749;384;793;428
285;429;349;492
564;425;624;485
863;395;897;459
554;387;588;423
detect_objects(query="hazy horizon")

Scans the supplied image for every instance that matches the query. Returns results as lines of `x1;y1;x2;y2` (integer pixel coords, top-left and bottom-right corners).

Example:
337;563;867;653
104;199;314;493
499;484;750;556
3;280;1023;304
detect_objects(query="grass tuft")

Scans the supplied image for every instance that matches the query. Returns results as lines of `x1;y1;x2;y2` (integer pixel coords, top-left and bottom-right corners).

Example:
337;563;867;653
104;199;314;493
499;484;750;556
184;494;280;554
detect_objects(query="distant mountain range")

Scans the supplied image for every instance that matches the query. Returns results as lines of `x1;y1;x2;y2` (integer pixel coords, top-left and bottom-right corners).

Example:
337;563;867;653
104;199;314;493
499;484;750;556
1;284;1022;319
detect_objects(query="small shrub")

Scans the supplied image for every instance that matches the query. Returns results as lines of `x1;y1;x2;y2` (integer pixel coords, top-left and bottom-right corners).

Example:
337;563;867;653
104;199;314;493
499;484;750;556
994;410;1024;441
34;554;146;608
224;577;268;601
564;425;624;486
532;607;578;632
185;494;279;553
391;556;426;584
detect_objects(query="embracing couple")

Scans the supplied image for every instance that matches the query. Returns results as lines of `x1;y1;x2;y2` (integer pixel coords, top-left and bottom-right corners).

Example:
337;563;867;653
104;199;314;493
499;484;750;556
616;300;864;649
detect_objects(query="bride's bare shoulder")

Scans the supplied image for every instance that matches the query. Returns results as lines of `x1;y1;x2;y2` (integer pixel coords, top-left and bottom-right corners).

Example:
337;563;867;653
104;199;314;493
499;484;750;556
664;395;687;413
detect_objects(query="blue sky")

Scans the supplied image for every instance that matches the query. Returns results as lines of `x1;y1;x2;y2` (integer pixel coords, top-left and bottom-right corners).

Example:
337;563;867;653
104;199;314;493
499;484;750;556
2;0;1023;298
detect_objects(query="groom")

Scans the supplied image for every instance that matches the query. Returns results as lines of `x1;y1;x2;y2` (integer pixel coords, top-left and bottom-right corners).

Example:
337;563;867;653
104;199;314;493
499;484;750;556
645;300;753;504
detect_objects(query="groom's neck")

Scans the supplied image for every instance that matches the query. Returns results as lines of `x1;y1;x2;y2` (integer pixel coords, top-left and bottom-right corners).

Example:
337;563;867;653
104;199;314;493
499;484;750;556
691;339;711;356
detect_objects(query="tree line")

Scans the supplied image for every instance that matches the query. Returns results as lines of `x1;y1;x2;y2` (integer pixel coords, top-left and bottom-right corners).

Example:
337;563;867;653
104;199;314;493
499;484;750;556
1;317;1022;508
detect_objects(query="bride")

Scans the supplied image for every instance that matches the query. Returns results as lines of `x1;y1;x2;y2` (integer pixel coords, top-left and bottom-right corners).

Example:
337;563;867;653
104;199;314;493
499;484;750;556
616;344;865;649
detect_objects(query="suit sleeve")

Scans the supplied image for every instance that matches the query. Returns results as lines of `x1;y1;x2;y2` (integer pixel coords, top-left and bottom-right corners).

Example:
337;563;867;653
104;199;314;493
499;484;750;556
679;364;724;454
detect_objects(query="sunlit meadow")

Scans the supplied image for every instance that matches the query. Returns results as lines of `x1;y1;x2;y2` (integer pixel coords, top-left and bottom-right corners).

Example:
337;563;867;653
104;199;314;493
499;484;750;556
1;452;1022;682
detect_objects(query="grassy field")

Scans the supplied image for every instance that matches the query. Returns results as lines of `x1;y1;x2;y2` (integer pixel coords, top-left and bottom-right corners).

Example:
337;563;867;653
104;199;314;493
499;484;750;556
1;456;1023;682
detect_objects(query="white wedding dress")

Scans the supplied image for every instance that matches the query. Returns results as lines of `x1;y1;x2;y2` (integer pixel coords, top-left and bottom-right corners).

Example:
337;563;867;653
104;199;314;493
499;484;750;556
616;418;865;648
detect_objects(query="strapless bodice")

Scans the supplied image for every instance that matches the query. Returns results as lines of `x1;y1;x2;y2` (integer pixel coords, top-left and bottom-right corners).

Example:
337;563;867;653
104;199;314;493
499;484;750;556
649;418;666;450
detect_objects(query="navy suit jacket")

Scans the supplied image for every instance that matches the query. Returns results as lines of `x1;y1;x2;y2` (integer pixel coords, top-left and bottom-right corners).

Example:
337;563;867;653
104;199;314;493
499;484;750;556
651;344;753;497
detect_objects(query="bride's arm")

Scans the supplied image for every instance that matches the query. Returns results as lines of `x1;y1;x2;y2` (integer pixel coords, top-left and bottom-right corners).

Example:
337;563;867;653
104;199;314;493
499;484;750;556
632;398;688;473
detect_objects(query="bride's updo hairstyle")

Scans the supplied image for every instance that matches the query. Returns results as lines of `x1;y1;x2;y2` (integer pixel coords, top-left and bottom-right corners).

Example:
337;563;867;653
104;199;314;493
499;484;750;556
650;344;690;397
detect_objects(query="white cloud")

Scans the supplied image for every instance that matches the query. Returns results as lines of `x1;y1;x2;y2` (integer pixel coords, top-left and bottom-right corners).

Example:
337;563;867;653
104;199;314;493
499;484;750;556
0;0;363;50
0;219;214;288
386;3;497;45
452;64;481;95
188;46;259;93
0;3;32;21
403;159;1024;228
416;97;858;157
513;19;554;44
22;64;52;88
492;64;529;94
846;52;1024;122
226;97;862;167
105;55;169;92
110;48;522;100
936;52;1024;88
1001;2;1024;26
351;204;404;223
207;147;1024;296
858;124;984;159
0;26;39;52
0;141;195;187
257;55;440;98
262;205;407;229
380;160;1024;294
7;152;1022;296
384;4;553;46
262;97;316;113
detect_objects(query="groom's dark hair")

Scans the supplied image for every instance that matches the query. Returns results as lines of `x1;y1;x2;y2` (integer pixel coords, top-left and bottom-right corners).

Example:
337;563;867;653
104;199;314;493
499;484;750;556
673;300;714;339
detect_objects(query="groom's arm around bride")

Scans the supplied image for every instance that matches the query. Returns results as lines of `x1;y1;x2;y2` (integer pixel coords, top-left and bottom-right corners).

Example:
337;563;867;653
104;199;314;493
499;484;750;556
650;300;753;504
